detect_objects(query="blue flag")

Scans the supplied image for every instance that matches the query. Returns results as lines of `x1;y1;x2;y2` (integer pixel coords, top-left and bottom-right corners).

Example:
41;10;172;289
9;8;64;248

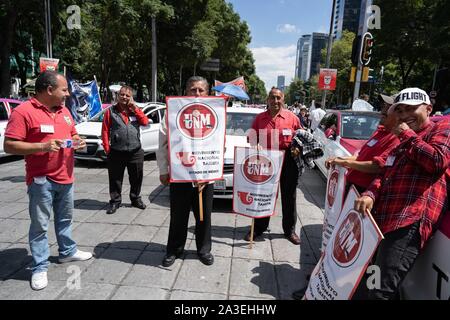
67;77;102;123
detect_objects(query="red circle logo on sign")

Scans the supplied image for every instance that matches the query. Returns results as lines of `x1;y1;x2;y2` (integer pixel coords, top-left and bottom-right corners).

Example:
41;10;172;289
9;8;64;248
241;154;274;184
177;103;217;140
332;210;363;268
327;170;339;208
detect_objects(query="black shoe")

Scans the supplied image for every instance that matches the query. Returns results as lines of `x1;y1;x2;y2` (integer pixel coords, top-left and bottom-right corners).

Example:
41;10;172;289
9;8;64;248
284;232;301;245
292;286;307;300
198;253;214;266
106;203;121;215
162;251;183;267
131;199;146;210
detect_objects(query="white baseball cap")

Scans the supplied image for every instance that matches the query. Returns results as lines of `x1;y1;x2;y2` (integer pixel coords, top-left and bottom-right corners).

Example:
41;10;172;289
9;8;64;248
389;87;431;113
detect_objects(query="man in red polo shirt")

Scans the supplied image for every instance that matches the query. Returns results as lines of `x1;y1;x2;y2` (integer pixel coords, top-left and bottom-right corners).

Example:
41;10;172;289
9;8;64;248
354;87;450;299
246;87;302;245
4;71;92;291
325;94;400;193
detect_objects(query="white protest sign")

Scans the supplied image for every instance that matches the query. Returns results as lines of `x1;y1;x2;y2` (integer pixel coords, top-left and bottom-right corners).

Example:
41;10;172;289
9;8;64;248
232;147;284;218
167;97;226;182
321;166;347;252
305;186;383;300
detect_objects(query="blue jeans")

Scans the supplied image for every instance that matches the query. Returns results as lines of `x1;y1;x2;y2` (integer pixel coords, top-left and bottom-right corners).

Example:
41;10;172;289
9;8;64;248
28;179;77;274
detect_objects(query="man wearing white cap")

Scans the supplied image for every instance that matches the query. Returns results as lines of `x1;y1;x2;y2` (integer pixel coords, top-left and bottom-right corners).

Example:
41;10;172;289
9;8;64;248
354;87;450;299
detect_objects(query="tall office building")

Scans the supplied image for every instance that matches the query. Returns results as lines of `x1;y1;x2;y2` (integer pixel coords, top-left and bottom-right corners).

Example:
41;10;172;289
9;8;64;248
309;33;329;78
277;75;286;91
295;35;312;81
333;0;362;40
294;33;328;81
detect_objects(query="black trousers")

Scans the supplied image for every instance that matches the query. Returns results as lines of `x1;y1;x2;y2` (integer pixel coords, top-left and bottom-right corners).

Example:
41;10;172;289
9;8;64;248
254;152;299;235
353;221;421;300
107;148;144;204
167;182;213;256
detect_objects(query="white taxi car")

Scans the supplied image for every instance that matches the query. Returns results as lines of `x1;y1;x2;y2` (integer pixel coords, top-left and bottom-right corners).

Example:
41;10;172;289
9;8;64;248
0;98;22;157
213;107;264;199
74;102;165;161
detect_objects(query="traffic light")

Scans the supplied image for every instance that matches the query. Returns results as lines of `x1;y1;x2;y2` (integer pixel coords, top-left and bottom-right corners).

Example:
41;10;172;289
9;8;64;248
351;35;361;66
360;32;374;66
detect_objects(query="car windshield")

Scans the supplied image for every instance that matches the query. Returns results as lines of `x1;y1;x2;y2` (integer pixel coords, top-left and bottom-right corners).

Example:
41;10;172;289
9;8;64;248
226;112;258;136
340;114;380;140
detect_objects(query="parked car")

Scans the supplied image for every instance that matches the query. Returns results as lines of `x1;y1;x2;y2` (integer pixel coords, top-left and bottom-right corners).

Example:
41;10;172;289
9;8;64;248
213;107;264;199
0;98;22;157
74;102;165;161
312;110;381;177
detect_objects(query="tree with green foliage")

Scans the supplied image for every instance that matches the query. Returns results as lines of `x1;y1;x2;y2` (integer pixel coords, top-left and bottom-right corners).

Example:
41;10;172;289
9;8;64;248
3;0;266;102
372;0;450;92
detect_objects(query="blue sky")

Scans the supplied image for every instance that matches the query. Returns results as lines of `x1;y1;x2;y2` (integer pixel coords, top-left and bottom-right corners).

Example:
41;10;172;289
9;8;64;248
226;0;332;90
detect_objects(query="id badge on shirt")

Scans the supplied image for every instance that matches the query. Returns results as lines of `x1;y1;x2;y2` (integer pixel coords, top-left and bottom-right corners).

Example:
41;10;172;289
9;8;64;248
282;129;292;136
129;116;137;122
40;125;55;134
385;155;396;167
366;139;378;147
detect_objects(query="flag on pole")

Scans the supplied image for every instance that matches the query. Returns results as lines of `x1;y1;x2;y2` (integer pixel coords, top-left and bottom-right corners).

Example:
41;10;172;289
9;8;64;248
67;76;102;123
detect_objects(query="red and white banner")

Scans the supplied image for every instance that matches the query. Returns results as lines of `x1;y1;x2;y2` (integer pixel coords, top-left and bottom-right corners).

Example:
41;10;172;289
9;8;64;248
166;97;226;182
305;186;384;300
318;68;337;91
39;58;60;72
232;147;284;218
321;166;347;252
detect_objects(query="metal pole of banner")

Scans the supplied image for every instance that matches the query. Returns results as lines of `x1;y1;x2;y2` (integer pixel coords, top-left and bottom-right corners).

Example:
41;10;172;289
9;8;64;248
250;219;255;249
151;17;157;102
94;75;102;105
321;0;337;108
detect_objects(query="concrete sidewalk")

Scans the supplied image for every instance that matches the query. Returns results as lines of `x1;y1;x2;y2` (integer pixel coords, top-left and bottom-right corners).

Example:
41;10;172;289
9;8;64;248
0;156;326;300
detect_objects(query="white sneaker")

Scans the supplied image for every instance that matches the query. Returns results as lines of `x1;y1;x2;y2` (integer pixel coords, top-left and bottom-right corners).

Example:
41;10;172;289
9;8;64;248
31;271;48;291
59;250;93;263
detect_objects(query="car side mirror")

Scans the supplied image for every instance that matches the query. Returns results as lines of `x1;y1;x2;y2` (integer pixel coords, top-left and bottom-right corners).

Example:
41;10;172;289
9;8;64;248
148;119;154;124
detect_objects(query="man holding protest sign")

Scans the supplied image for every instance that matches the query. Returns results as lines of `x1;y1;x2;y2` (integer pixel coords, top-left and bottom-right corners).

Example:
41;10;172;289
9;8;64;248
354;88;450;300
156;76;218;267
245;87;302;245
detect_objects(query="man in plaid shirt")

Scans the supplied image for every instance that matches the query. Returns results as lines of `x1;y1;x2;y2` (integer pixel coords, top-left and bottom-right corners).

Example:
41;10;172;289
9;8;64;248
354;87;450;300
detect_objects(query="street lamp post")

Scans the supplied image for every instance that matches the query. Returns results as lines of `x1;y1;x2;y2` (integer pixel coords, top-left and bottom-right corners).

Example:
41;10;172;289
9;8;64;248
151;17;157;102
44;0;52;58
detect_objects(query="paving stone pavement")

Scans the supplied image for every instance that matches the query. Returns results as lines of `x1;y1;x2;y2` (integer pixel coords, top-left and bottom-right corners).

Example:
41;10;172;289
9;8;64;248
0;155;326;300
